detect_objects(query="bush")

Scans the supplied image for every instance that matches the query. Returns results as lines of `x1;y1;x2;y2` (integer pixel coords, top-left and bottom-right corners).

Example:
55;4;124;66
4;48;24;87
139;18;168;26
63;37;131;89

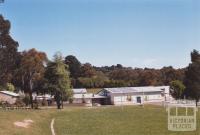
22;95;30;106
69;98;73;104
1;101;11;108
41;99;48;106
33;100;39;109
15;99;25;107
0;101;3;106
6;83;15;91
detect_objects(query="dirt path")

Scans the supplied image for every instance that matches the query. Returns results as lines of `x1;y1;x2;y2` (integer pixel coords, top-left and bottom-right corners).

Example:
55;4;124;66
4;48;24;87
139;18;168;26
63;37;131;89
51;118;56;135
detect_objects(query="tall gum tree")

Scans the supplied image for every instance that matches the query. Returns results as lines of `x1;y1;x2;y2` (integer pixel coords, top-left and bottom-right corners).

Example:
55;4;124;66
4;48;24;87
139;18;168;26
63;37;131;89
0;15;19;86
19;48;47;108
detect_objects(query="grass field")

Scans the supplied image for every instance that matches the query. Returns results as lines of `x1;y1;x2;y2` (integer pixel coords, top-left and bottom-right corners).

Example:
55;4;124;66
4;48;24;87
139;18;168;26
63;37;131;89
0;106;199;135
0;109;55;135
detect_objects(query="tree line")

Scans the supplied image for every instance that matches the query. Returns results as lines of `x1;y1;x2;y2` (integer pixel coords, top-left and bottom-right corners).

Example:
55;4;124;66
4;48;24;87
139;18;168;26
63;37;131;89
1;14;200;107
0;15;71;109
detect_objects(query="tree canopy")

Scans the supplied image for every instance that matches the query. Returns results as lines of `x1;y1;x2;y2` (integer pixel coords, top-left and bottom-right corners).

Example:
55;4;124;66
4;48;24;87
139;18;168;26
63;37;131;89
18;48;48;108
45;52;72;109
0;15;19;86
65;55;81;78
170;80;185;99
185;50;200;104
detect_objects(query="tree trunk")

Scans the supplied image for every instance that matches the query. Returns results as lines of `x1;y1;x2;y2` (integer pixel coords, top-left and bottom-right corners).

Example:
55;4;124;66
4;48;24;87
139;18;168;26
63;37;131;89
56;100;61;109
61;93;63;109
29;91;33;109
196;99;198;107
29;78;33;109
55;92;61;109
22;76;24;90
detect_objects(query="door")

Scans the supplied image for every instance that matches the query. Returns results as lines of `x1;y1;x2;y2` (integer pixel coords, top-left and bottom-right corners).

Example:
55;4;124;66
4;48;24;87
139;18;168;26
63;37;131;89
136;97;141;103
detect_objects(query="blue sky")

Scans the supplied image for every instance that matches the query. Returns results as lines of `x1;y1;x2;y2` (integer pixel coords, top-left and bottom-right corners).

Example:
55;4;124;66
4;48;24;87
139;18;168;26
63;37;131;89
0;0;200;68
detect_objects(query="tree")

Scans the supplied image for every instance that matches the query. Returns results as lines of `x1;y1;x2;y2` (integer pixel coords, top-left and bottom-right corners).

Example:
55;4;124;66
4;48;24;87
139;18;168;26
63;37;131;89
18;48;47;108
116;64;123;69
109;69;139;82
45;52;72;109
139;69;162;86
161;66;185;85
6;83;15;92
170;80;185;99
65;55;82;88
65;55;81;78
78;71;108;88
185;50;200;105
80;63;96;77
0;15;19;86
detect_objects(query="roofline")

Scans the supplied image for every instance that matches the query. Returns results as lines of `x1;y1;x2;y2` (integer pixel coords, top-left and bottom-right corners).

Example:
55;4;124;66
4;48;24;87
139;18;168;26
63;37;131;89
104;86;169;89
100;86;169;94
74;96;107;99
0;91;19;97
97;88;112;94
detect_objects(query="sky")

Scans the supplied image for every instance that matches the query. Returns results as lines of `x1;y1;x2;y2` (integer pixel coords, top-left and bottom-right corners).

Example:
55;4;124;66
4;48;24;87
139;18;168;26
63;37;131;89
0;0;200;69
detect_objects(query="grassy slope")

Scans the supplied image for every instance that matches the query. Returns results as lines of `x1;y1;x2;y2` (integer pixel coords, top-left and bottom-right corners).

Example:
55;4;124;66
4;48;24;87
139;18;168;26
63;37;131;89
0;106;199;135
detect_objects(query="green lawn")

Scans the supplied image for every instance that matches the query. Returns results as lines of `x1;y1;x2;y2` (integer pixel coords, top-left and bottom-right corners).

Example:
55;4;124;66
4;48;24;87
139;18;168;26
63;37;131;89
0;106;199;135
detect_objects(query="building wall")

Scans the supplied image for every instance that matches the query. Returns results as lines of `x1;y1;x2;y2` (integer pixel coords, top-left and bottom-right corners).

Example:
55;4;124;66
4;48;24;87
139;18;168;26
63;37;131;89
110;92;164;105
73;98;92;104
73;98;83;104
143;92;163;102
0;93;18;104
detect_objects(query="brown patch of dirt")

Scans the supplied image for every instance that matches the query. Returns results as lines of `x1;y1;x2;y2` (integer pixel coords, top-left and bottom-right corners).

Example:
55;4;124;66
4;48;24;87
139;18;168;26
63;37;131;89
14;119;34;128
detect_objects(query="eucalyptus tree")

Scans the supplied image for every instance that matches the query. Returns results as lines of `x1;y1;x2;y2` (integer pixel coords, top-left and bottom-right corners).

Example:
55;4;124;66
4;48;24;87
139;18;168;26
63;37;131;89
19;48;47;108
0;15;19;86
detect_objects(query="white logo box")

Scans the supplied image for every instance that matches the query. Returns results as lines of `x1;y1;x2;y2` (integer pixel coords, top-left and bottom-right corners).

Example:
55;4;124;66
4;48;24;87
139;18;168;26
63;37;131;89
167;100;197;131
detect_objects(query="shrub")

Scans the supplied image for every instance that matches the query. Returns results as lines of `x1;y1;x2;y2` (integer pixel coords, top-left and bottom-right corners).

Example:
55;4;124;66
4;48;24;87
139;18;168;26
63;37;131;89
6;83;15;91
33;100;39;109
22;95;30;106
41;99;48;106
69;98;73;104
1;101;11;108
15;99;25;107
